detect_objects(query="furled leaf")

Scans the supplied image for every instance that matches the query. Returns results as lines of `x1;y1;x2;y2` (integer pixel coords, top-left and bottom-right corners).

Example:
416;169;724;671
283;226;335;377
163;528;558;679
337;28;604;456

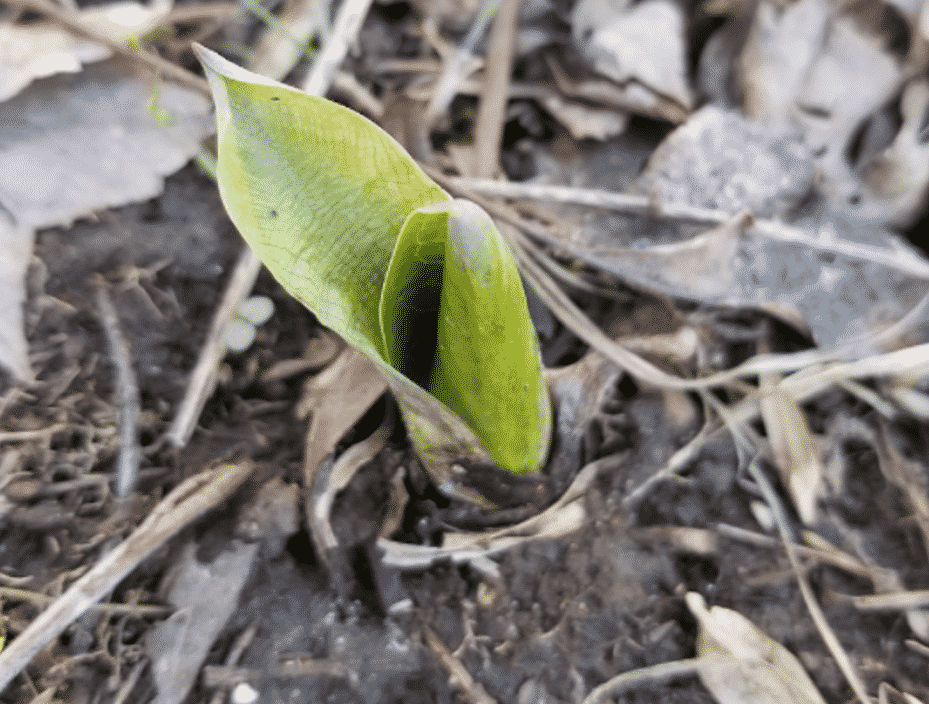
431;200;549;473
194;46;550;499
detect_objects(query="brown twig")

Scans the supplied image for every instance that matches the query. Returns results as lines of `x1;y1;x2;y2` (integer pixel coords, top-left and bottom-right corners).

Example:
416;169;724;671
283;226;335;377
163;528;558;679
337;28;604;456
420;621;498;704
0;587;171;617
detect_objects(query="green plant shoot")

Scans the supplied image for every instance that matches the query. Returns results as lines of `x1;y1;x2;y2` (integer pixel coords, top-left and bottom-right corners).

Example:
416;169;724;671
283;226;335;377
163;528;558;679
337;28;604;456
194;45;551;502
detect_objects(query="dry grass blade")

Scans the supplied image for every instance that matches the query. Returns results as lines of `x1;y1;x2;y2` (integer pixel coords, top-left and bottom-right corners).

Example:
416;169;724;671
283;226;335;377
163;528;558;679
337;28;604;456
297;346;387;524
580;658;701;704
299;0;375;95
310;425;389;565
165;248;262;449
95;279;141;498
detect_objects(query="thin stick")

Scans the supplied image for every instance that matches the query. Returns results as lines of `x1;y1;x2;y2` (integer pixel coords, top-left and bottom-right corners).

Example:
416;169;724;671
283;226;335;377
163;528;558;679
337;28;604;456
442;176;929;281
0;426;67;443
168;0;376;450
581;658;701;704
95;280;141;497
165;248;261;448
0;459;256;690
446;176;726;223
851;590;929;610
0;587;172;617
420;621;499;704
472;0;520;178
300;0;375;95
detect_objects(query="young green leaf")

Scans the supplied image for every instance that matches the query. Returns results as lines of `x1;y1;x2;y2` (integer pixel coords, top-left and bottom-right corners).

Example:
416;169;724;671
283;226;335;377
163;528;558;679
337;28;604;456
431;201;550;473
194;45;550;500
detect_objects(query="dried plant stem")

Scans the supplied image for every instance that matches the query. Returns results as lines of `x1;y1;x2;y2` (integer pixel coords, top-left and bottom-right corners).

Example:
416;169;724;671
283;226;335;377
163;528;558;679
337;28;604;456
165;248;261;448
300;0;375;95
580;658;702;704
472;0;520;178
420;621;499;704
95;280;140;497
0;587;171;617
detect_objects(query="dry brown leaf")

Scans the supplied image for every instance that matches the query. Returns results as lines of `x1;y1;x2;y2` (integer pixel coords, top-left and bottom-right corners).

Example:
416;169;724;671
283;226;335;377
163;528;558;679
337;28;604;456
686;592;830;704
857;78;929;225
296;345;388;499
759;375;825;525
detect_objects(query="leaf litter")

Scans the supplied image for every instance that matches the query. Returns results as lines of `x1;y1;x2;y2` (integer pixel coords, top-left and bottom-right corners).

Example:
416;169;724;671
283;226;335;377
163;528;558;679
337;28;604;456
1;0;929;701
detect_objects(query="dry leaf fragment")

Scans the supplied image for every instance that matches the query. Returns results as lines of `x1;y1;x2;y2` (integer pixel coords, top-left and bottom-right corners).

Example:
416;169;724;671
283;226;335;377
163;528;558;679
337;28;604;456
686;592;830;704
856;79;929;226
0;0;173;103
759;374;825;525
0;22;108;102
0;56;211;382
296;345;388;499
738;0;831;126
146;539;259;704
572;0;694;111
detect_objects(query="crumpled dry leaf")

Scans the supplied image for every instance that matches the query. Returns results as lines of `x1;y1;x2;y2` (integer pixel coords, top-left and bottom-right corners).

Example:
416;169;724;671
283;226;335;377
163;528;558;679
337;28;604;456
554;105;929;354
856;78;929;226
572;0;694;112
736;0;921;223
296;346;388;517
686;591;829;704
0;57;211;229
556;210;929;353
738;0;832;126
531;89;628;140
0;22;108;103
632;105;815;218
0;0;172;103
0;56;212;382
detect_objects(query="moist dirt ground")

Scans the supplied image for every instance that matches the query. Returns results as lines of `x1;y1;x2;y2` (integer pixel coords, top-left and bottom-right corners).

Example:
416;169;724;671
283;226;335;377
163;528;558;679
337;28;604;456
1;159;927;704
